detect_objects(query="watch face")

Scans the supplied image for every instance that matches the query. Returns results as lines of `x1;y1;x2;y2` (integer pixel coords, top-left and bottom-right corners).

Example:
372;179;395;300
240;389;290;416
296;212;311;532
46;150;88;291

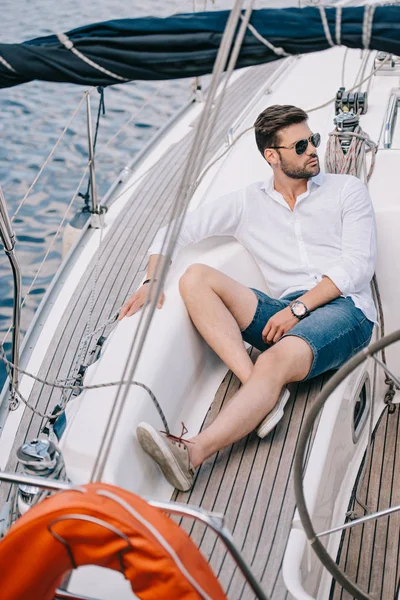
292;301;307;317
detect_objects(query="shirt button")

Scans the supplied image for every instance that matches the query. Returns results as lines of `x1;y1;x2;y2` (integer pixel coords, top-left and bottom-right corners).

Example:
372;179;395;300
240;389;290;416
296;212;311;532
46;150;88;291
314;275;318;280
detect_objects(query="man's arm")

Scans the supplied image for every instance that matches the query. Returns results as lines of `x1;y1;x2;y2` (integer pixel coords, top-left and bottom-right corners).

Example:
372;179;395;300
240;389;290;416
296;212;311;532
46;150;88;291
119;190;244;319
263;176;376;344
262;277;340;344
296;276;341;311
322;176;377;296
118;254;167;319
147;189;244;258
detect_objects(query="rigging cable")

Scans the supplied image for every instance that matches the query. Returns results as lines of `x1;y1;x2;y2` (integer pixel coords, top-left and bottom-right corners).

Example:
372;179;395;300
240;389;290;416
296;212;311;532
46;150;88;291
90;0;253;481
11;91;89;223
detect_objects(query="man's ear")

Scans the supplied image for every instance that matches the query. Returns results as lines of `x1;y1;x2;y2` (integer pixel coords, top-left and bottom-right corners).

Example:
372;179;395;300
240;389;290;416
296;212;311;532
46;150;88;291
264;148;277;165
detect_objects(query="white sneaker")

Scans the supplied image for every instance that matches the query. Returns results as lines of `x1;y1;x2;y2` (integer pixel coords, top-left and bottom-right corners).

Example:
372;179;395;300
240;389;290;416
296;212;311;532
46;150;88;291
256;387;291;439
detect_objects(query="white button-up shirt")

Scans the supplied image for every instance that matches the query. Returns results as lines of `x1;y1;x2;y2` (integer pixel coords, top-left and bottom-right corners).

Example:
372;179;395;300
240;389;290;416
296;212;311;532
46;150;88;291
148;172;377;323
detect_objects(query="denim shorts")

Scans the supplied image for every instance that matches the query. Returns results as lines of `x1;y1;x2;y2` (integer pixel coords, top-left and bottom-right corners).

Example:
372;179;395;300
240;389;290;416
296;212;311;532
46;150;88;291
241;289;374;380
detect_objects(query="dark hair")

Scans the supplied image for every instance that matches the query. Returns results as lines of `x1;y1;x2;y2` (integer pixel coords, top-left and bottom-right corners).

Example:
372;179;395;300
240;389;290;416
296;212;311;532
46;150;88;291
254;105;308;158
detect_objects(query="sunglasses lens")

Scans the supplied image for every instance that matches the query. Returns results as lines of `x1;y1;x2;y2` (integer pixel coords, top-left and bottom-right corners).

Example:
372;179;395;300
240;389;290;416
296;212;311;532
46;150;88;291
295;139;308;155
311;133;321;148
295;133;321;155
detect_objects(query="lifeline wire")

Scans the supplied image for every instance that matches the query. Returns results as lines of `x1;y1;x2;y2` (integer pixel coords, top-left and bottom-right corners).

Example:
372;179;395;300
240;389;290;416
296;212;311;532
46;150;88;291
11;91;89;223
1;164;90;350
1;84;167;350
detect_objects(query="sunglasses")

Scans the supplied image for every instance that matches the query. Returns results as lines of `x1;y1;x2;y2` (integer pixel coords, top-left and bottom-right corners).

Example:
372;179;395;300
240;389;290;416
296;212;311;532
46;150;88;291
269;132;321;156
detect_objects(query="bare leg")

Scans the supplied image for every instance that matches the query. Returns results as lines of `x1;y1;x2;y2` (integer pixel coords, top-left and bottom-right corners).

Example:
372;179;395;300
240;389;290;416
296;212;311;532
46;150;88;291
187;336;313;468
179;264;258;384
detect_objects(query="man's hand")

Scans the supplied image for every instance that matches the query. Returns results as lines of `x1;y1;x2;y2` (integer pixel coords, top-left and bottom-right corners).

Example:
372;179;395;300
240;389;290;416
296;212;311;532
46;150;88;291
262;306;299;344
118;284;165;320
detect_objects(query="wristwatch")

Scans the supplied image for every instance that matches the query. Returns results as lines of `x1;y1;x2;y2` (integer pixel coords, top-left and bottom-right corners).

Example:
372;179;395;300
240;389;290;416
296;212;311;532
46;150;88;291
290;300;310;320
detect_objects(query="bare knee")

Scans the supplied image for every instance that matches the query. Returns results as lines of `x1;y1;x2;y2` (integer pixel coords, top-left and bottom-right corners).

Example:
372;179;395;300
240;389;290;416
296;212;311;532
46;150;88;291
179;263;214;298
254;336;313;383
254;345;288;381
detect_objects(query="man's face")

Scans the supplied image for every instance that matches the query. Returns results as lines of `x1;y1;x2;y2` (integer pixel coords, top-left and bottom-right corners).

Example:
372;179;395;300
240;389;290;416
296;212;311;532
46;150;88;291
267;122;320;180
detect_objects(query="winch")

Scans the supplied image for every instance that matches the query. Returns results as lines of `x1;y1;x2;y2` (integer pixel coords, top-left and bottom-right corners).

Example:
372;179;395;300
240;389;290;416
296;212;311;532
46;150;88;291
16;438;64;514
333;111;360;155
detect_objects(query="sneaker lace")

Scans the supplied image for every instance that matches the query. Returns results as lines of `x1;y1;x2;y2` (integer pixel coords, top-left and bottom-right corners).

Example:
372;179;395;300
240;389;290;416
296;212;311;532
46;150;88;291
162;422;192;448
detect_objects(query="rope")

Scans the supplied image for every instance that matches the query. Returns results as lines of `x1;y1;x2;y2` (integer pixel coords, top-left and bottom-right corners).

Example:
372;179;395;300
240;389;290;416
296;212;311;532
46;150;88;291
242;16;289;57
319;6;335;48
325;127;377;183
57;32;129;83
319;4;373;51
0;154;163;407
353;51;370;92
2;83;155;395
2;85;171;375
362;5;376;51
0;54;16;73
0;320;167;428
341;48;348;88
335;7;342;46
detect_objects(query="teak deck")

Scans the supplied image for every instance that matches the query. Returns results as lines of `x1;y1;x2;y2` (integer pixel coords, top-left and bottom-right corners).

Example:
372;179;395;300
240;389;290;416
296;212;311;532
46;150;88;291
174;354;326;600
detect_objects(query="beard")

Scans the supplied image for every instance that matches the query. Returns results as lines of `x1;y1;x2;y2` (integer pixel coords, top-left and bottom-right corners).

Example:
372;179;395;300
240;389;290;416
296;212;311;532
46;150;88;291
278;152;320;180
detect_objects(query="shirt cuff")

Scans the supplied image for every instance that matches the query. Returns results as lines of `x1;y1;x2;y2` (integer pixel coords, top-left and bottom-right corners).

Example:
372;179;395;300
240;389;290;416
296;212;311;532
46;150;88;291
323;265;353;296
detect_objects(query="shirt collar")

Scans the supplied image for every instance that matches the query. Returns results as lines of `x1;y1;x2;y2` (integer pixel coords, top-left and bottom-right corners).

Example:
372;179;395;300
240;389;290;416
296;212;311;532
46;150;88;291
262;172;325;208
311;171;324;186
263;171;324;195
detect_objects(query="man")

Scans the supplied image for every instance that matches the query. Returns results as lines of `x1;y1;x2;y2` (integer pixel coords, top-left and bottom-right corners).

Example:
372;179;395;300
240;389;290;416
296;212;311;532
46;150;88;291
119;105;376;492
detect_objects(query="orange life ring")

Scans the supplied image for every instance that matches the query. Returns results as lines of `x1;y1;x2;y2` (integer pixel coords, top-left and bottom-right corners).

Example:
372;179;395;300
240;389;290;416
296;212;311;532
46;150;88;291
0;482;226;600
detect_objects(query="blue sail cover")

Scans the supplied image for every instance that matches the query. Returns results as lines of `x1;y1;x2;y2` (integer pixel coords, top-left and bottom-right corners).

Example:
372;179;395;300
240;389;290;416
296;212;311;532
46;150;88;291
0;6;398;89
